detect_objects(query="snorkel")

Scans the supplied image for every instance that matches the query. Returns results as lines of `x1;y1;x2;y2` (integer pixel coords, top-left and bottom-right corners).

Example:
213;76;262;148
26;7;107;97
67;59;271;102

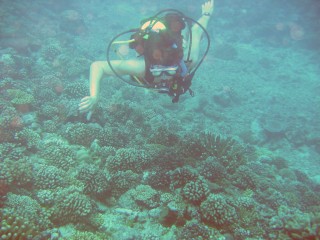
106;9;211;90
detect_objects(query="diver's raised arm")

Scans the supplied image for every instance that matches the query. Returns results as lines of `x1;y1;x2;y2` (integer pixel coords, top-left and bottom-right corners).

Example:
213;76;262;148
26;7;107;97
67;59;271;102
195;0;214;34
186;0;214;65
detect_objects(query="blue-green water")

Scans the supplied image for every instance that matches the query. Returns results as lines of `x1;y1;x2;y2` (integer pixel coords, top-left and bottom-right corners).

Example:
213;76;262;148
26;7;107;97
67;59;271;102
0;0;319;239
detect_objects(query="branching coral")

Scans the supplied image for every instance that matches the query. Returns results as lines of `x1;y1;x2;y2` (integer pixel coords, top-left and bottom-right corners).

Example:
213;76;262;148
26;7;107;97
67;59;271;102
0;179;9;207
182;176;210;205
232;165;260;190
179;220;212;240
0;209;39;239
128;184;160;209
77;164;110;197
7;89;34;112
63;82;89;99
198;156;227;182
106;148;152;174
39;140;76;171
41;42;61;61
200;132;248;173
169;166;198;190
2;157;34;189
3;193;52;234
65;122;99;147
145;167;171;190
15;128;41;149
34;165;68;189
200;193;237;228
0;142;25;161
51;186;94;225
109;170;141;198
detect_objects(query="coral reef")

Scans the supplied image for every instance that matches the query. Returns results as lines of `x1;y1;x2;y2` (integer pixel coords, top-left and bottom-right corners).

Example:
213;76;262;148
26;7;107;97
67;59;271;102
0;2;319;239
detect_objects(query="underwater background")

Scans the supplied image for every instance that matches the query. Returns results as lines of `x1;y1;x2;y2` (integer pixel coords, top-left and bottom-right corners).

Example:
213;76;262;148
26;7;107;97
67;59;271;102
0;0;320;239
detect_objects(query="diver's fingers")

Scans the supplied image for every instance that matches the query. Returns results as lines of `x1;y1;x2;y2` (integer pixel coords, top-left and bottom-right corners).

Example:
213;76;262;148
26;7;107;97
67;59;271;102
79;101;92;111
80;96;90;104
86;111;93;121
79;101;90;108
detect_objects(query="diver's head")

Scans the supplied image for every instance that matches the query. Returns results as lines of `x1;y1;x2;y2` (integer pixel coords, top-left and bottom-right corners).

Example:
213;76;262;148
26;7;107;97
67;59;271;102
143;30;184;83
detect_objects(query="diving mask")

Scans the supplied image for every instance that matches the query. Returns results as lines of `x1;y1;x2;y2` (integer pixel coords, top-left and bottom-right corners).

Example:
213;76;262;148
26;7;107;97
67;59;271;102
150;65;179;77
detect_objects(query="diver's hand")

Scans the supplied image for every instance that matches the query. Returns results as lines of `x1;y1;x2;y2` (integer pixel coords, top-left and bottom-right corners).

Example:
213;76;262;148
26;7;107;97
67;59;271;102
79;96;97;120
202;0;214;16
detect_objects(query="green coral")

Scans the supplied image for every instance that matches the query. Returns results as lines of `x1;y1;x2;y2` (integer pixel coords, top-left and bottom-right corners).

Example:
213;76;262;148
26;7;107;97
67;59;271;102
7;89;34;105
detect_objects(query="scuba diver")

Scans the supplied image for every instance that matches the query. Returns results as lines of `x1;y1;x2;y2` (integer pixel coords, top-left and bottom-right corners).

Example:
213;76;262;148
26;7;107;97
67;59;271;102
79;0;214;119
